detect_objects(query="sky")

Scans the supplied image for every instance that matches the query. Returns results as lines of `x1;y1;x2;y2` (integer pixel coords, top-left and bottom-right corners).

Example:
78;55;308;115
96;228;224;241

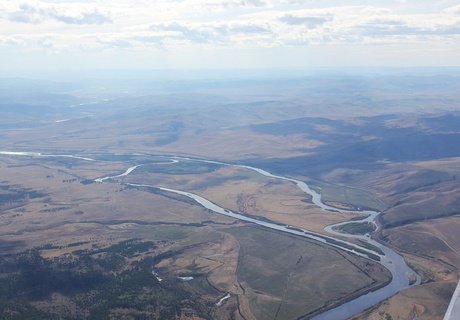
1;0;460;72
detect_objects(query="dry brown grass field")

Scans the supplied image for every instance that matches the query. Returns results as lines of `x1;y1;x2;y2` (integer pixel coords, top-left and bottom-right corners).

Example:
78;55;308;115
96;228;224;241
124;164;364;234
0;154;389;319
2;78;460;319
326;158;460;319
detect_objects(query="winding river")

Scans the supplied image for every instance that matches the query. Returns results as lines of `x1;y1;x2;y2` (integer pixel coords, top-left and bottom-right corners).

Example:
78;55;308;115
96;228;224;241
0;150;420;320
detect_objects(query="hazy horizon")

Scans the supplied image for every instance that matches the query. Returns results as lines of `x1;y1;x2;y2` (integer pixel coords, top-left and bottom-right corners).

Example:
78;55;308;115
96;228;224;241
2;2;460;320
1;0;460;72
2;66;460;82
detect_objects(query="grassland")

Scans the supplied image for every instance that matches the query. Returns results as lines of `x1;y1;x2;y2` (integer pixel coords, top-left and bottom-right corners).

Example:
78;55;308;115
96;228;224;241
225;226;391;320
325;158;460;319
2;75;460;320
380;216;460;274
0;151;419;320
352;281;457;320
125;163;363;234
333;222;376;235
320;161;460;228
308;180;386;212
0;155;393;320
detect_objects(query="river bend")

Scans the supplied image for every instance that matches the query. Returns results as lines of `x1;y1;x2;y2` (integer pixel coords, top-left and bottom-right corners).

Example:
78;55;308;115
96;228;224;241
0;151;420;320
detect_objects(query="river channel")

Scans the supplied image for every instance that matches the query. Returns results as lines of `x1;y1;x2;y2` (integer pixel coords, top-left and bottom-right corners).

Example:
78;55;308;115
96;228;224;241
0;151;421;320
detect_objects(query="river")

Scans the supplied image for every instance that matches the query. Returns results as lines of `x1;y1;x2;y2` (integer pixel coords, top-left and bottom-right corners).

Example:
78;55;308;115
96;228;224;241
0;150;420;320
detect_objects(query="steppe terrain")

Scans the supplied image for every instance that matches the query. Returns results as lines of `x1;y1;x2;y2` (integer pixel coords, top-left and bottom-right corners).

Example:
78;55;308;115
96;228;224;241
1;72;460;319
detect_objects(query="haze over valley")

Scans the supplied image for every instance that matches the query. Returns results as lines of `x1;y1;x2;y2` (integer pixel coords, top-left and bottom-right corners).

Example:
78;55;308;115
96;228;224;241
2;0;460;318
0;70;460;319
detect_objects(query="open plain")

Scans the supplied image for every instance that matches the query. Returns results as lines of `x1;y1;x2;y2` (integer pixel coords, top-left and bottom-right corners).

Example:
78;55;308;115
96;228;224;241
1;73;460;319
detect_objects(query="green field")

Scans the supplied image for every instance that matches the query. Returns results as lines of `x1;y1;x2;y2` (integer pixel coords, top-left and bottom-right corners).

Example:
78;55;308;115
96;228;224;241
333;222;376;235
137;160;222;175
310;181;386;212
225;226;390;320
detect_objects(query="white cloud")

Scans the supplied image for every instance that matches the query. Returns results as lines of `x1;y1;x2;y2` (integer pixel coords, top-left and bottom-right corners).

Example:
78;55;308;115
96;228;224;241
1;0;460;69
7;2;112;25
279;13;333;27
444;4;460;15
148;21;272;45
350;17;460;37
204;0;267;8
